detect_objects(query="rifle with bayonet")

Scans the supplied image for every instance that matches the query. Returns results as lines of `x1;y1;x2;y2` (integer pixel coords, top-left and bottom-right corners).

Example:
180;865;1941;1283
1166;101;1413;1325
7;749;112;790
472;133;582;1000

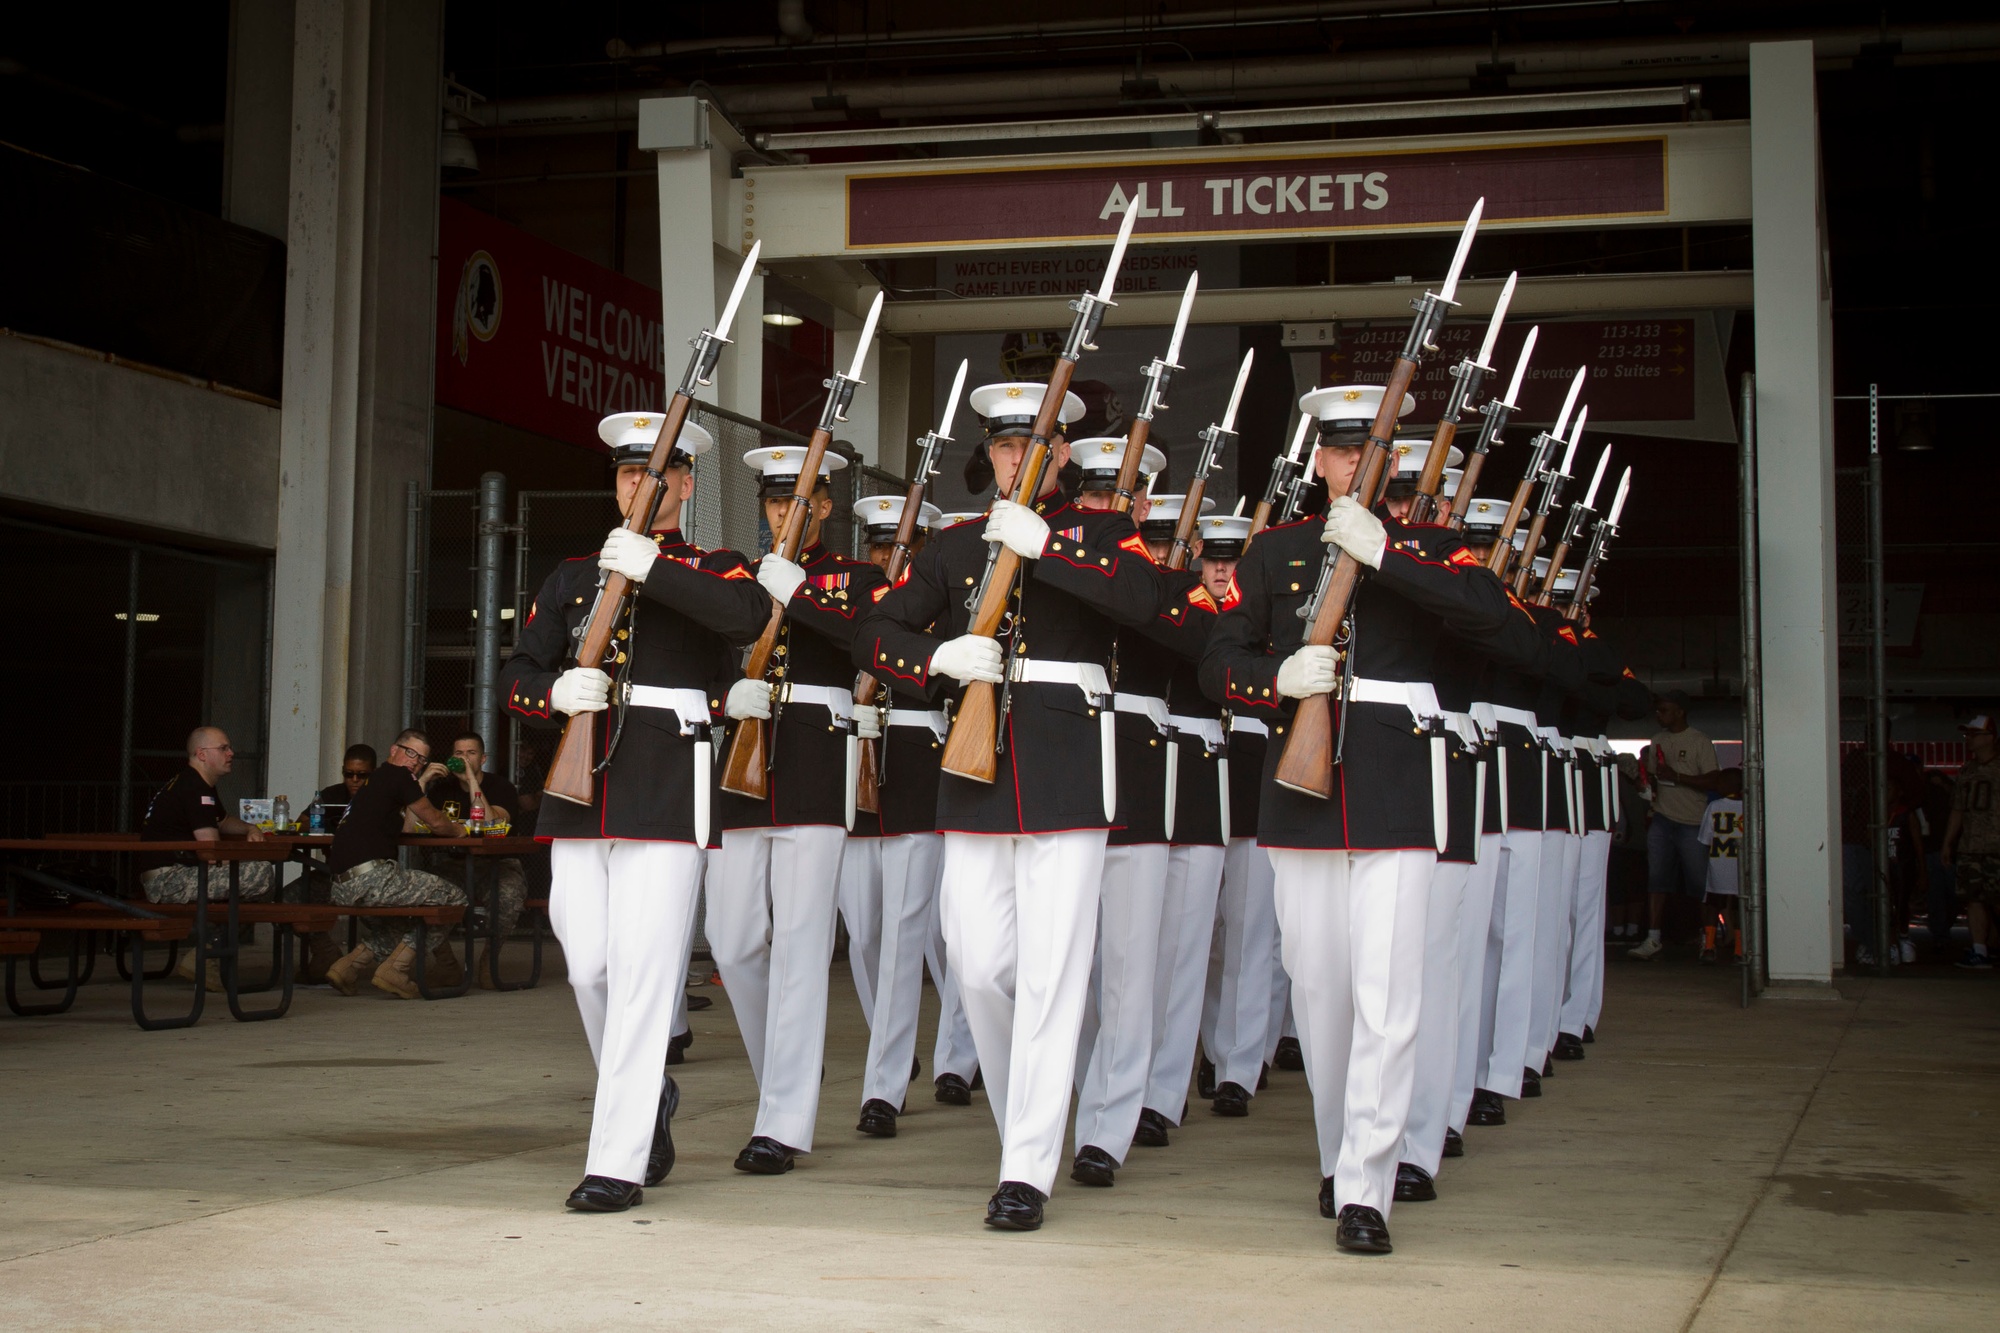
1509;406;1585;597
1250;410;1314;543
1406;272;1516;524
848;359;968;826
1564;466;1631;620
1534;444;1611;606
1486;366;1585;580
1447;325;1537;529
544;242;763;807
1273;199;1484;799
1166;348;1253;571
1109;272;1198;514
939;202;1141;784
718;290;885;800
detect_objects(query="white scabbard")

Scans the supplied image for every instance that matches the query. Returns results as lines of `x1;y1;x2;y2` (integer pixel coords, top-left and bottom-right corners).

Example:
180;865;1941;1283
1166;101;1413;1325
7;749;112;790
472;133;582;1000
1602;759;1615;827
1538;749;1549;833
1101;706;1118;825
1431;735;1450;856
1565;761;1579;836
693;735;712;850
1472;760;1487;864
1163;738;1179;844
1496;743;1509;832
843;732;858;832
1217;756;1231;845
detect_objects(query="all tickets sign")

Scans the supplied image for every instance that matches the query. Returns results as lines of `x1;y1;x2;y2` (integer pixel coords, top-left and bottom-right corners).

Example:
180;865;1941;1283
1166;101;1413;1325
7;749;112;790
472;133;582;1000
435;197;669;449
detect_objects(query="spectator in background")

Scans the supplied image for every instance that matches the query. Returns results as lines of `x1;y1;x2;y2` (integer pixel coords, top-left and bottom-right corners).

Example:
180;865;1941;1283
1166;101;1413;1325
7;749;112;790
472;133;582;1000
1629;690;1719;960
321;729;469;999
317;744;376;814
138;726;271;990
424;731;526;989
1947;714;2000;970
1920;766;1960;958
1697;769;1745;964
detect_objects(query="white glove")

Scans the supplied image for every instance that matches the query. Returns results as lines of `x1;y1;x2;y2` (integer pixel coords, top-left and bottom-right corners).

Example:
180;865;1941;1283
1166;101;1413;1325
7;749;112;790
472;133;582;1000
929;634;1005;685
725;677;772;721
855;707;883;740
550;667;612;715
599;527;659;583
1319;495;1387;570
984;499;1051;560
1276;646;1339;699
757;553;808;604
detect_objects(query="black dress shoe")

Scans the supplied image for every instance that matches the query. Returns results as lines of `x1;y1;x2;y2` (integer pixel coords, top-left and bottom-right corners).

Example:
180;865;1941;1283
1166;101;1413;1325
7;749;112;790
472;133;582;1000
984;1181;1047;1230
1257;1062;1270;1091
1542;1055;1556;1077
934;1073;972;1106
1133;1108;1171;1148
643;1076;680;1186
1196;1055;1218;1099
685;991;714;1012
1070;1144;1117;1187
1553;1032;1586;1061
1443;1127;1465;1158
565;1175;642;1212
1468;1090;1507;1126
970;1066;985;1091
1520;1067;1542;1098
1318;1175;1336;1219
856;1098;899;1138
1211;1081;1251;1117
1583;1024;1596;1044
1335;1203;1393;1254
732;1136;797;1174
911;1054;922;1079
1274;1036;1305;1071
1394;1162;1437;1203
666;1030;692;1066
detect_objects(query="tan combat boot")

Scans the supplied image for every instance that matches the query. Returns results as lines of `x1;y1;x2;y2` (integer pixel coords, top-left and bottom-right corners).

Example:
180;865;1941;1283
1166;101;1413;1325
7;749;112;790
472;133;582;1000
323;944;378;996
428;940;465;989
371;942;422;999
475;946;501;990
172;948;225;992
299;933;343;985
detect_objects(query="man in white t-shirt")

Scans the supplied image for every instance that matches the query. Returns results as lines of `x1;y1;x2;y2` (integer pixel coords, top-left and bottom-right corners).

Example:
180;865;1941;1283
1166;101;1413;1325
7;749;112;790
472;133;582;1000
1697;770;1744;964
1629;690;1721;960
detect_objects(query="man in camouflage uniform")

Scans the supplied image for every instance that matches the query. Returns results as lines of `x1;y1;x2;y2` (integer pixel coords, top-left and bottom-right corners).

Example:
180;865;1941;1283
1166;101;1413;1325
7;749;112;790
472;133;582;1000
1947;714;2000;968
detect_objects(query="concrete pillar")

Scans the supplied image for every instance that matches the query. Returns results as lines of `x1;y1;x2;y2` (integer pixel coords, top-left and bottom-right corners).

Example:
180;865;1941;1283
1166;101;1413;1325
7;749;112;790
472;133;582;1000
267;0;444;804
1750;40;1841;985
224;0;296;239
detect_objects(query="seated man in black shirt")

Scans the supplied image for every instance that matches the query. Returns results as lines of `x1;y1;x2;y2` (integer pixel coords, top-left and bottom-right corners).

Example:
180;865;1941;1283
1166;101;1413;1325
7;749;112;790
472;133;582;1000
323;728;470;999
423;731;525;988
316;744;376;821
140;726;273;989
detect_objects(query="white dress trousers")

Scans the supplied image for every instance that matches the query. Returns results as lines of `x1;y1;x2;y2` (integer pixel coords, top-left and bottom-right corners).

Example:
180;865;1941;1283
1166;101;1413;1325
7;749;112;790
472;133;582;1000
1074;843;1169;1162
1530;830;1581;1061
710;824;849;1152
1203;838;1279;1092
1478;825;1542;1099
1401;857;1467;1177
928;890;979;1082
860;831;944;1106
941;829;1108;1195
1271;847;1434;1218
1450;834;1507;1133
549;837;704;1185
837;835;884;1021
1145;843;1228;1123
1562;829;1614;1039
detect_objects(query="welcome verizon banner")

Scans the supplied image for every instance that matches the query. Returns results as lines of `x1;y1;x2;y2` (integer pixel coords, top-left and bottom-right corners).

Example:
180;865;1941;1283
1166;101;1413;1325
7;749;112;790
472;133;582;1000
436;197;668;449
848;137;1665;250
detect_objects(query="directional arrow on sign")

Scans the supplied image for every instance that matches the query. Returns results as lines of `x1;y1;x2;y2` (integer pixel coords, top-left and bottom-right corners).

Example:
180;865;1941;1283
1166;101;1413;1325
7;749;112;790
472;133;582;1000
1668;365;1686;376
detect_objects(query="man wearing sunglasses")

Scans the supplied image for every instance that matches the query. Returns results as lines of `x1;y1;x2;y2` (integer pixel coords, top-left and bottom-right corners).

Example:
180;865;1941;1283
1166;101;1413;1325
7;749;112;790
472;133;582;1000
317;744;377;812
322;729;470;998
139;726;275;990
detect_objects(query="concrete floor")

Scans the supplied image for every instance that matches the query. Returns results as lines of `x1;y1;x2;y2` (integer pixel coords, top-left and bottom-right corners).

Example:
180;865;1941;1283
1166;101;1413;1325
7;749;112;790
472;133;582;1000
3;944;1997;1332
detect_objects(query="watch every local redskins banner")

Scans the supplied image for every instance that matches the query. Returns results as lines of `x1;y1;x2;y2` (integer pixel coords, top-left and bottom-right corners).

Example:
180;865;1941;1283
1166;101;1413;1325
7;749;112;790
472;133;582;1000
435;197;669;450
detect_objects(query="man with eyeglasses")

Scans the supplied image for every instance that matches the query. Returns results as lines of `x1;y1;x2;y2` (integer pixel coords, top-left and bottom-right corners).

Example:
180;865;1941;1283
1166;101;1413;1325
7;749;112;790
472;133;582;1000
139;726;274;990
322;728;470;999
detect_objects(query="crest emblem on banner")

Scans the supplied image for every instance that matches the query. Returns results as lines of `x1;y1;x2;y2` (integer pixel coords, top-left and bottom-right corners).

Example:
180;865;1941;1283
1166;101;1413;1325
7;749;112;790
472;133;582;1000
451;249;502;366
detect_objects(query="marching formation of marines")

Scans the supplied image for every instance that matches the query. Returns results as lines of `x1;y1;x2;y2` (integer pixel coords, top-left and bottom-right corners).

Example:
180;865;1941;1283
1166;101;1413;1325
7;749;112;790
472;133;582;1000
502;205;1651;1252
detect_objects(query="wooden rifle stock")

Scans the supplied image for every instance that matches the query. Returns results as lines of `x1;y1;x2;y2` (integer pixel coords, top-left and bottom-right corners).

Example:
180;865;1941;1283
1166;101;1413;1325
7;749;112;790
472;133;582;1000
543;392;698;805
1485;476;1537;577
1270;357;1420;799
1166;471;1209;571
1533;533;1575;606
1447;448;1490;527
1247;498;1275;539
938;361;1080;783
851;482;930;815
717;428;837;799
1509;511;1551;597
1404;412;1463;527
1109;416;1154;514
